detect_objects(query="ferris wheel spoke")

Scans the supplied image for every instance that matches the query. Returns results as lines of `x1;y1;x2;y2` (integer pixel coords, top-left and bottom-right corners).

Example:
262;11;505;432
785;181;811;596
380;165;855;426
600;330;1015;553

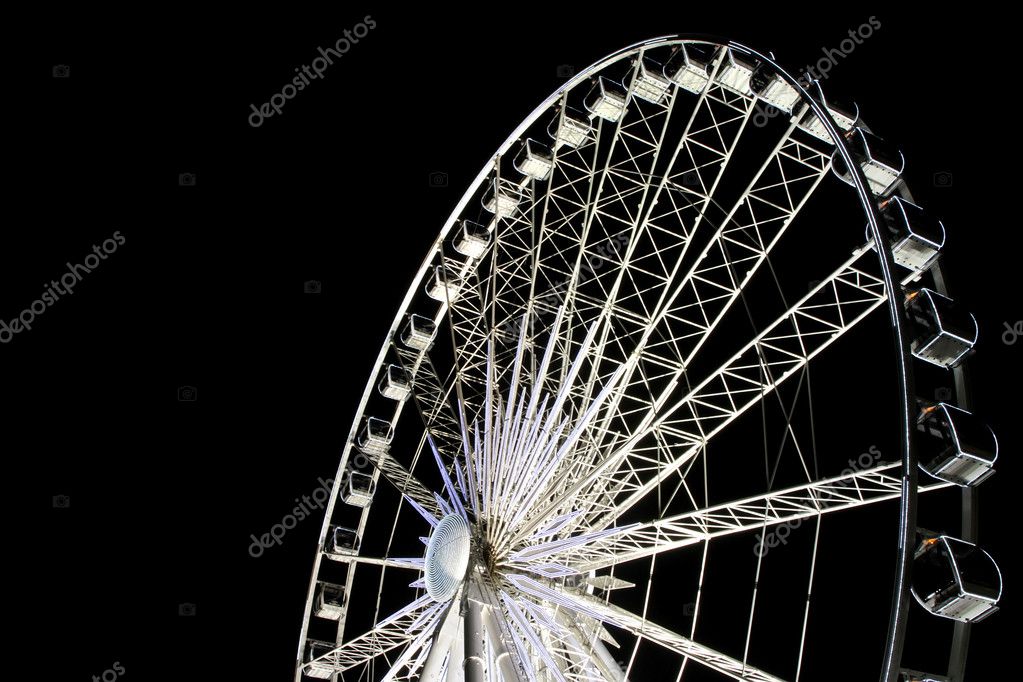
445;240;502;422
509;596;627;682
506;575;785;682
325;554;425;572
480;308;633;551
500;589;572;682
549;608;628;682
366;443;444;518
507;462;953;573
509;609;587;682
444;165;534;429
302;593;443;677
498;578;621;681
542;626;614;682
793;516;822;682
423;239;498;466
394;335;474;467
380;614;442;682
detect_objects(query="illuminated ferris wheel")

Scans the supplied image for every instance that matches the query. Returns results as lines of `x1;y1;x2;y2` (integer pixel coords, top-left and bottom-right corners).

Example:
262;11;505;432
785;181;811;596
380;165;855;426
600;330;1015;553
295;36;1001;682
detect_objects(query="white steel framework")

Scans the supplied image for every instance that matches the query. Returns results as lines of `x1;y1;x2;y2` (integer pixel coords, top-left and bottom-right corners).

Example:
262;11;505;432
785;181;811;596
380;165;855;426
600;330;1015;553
294;36;991;682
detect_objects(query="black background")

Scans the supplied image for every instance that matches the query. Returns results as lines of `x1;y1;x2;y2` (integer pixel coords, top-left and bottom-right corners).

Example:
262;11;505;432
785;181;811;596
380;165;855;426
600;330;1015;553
15;6;1018;681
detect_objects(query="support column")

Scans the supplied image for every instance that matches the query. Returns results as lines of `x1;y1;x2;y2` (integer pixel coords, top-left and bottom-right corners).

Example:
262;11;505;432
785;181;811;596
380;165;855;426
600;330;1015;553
464;595;487;682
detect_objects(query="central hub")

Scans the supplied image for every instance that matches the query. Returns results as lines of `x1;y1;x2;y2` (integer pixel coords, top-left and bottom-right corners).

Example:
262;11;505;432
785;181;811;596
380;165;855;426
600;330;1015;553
424;514;471;602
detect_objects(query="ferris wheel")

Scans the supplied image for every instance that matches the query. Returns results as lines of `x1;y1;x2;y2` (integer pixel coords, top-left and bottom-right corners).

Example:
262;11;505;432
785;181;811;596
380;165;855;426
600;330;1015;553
295;36;1002;682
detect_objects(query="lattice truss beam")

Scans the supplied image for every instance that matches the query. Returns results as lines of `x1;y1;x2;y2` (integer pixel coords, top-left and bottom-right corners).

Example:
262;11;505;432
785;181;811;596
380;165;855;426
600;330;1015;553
508;462;952;573
504;576;786;682
306;594;442;674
